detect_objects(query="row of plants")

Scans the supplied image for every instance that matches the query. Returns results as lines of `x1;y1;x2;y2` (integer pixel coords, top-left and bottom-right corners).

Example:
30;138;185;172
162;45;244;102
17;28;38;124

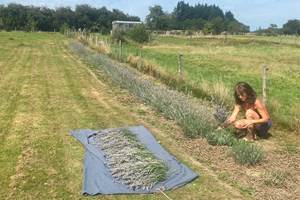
69;41;264;165
66;30;232;108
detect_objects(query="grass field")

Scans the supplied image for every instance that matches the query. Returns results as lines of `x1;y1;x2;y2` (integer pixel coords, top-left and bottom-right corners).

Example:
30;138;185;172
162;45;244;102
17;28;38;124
0;31;250;199
0;31;299;200
101;34;300;131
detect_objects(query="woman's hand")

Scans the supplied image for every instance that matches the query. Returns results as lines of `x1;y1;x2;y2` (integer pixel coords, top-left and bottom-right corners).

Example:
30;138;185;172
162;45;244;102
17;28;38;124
226;115;236;124
227;105;240;125
235;119;253;128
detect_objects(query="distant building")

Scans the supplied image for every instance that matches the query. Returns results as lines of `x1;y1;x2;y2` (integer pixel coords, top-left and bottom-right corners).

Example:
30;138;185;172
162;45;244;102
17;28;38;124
112;21;142;33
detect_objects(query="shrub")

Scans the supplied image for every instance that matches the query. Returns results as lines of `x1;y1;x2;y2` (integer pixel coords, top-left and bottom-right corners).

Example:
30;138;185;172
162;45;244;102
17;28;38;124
112;28;126;42
264;170;288;187
126;25;150;43
59;23;69;34
231;141;264;165
206;129;237;146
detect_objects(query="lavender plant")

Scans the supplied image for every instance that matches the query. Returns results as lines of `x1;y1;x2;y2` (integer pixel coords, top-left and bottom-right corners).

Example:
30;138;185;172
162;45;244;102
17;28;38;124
213;104;230;124
231;141;264;165
91;128;167;191
69;42;218;138
206;129;237;146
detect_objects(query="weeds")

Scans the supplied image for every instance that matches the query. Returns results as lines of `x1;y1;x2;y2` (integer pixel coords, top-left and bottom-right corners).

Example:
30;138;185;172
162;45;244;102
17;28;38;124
264;170;288;187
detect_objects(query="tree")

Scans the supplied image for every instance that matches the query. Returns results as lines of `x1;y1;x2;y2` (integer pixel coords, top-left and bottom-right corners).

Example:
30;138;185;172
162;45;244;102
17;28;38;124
146;5;168;30
173;1;191;21
226;21;249;34
283;19;300;35
2;4;27;30
54;7;75;31
126;24;150;43
210;17;224;34
265;24;280;36
0;5;5;29
225;11;234;21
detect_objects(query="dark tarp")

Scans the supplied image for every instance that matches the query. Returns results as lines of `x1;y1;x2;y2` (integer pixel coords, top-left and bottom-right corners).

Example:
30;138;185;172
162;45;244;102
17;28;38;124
70;125;198;195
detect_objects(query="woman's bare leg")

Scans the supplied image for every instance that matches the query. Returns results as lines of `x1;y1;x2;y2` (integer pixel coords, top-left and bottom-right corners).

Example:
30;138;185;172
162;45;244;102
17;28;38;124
233;121;246;138
245;109;260;140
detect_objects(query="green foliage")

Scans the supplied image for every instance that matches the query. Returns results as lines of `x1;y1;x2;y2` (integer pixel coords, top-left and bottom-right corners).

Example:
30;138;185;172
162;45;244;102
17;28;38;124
226;21;250;34
254;24;282;36
59;23;69;34
145;1;249;33
0;3;139;32
146;5;168;30
206;129;237;146
283;19;300;35
231;141;264;165
264;170;288;187
126;25;150;43
111;28;126;42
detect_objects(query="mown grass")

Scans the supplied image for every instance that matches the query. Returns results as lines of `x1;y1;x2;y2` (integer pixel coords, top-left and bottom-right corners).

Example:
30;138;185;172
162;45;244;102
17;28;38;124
0;31;249;199
93;33;300;131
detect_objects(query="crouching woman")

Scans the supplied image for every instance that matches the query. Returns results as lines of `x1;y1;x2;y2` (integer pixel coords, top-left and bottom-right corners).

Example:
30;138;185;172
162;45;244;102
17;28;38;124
227;82;272;141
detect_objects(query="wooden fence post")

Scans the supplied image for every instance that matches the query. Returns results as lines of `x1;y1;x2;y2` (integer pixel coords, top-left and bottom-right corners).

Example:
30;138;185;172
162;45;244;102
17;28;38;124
138;48;142;69
118;40;122;61
178;54;183;77
261;64;269;105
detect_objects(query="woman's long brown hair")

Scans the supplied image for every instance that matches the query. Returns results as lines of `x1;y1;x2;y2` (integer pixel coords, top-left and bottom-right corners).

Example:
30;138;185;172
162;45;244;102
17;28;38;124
234;82;256;105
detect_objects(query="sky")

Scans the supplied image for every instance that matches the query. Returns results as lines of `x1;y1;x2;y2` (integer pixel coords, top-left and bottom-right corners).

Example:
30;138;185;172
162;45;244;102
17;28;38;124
1;0;300;31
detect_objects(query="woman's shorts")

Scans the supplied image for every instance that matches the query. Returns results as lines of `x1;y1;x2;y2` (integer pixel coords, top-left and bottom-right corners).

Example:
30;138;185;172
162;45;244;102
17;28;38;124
255;120;272;138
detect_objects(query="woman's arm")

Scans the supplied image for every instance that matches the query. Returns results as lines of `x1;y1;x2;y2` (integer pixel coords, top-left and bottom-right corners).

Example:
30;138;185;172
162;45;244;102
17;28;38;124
251;99;270;124
239;99;270;128
227;104;241;124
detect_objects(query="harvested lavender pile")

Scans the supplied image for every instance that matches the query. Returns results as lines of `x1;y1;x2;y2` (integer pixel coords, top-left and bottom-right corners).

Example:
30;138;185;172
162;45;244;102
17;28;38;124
91;128;168;191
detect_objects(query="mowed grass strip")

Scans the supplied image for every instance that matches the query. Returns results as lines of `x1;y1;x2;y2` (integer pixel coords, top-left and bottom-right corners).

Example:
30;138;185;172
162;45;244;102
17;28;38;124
0;47;31;200
0;32;247;199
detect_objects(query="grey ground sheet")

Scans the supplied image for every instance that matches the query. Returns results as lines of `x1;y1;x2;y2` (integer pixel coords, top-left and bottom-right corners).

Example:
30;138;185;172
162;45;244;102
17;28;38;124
70;125;198;195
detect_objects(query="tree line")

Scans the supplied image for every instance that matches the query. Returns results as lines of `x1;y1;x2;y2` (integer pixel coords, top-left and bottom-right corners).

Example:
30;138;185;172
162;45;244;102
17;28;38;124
0;3;139;33
0;2;299;35
146;1;249;34
0;2;249;34
255;20;300;36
